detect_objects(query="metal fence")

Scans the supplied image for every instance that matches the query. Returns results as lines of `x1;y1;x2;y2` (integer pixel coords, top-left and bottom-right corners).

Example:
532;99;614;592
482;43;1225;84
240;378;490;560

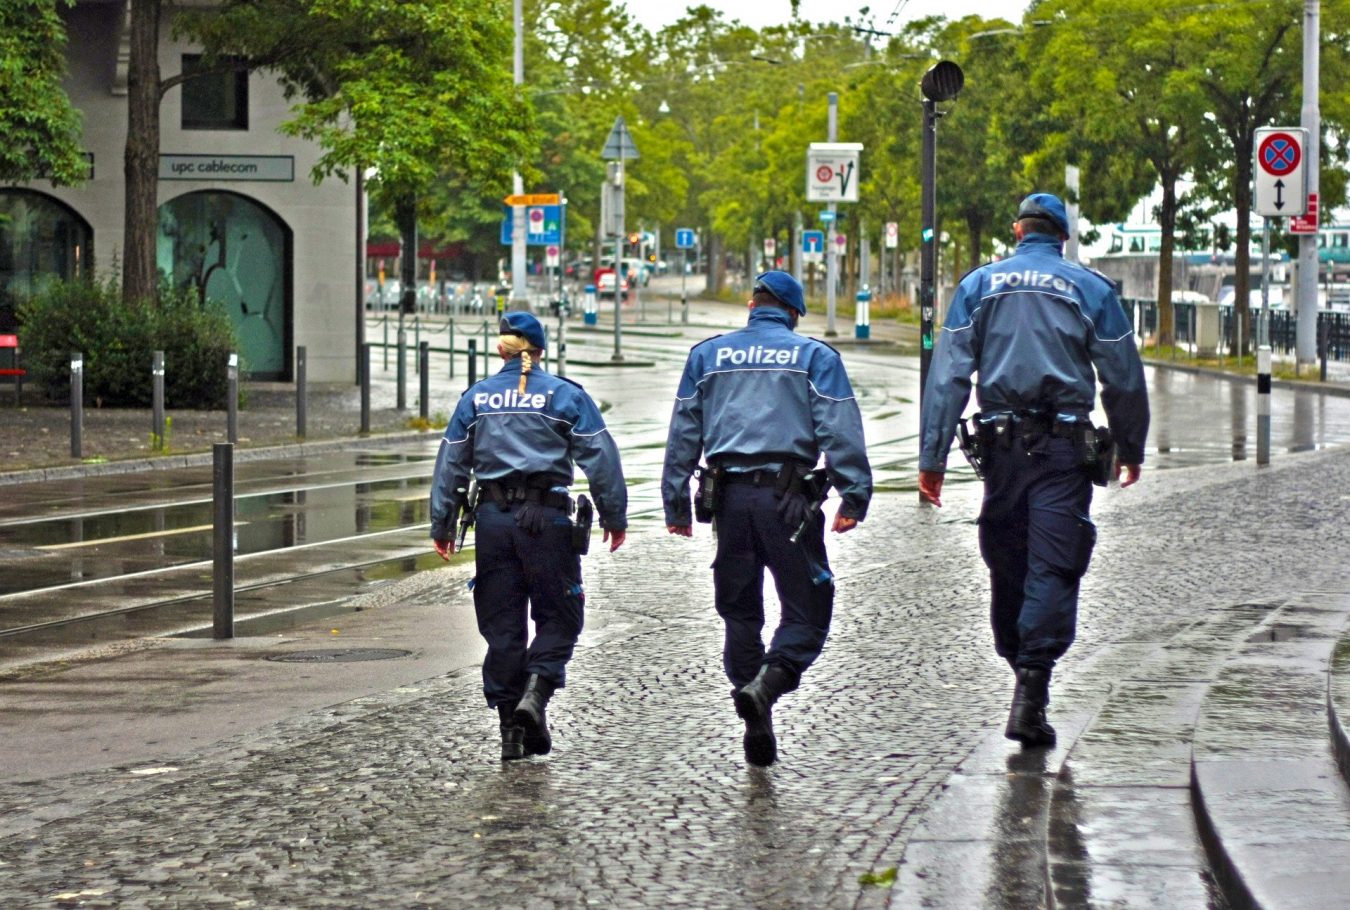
1120;298;1350;362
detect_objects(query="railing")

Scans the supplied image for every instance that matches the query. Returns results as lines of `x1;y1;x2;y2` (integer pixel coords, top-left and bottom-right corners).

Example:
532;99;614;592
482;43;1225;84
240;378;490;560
1120;298;1350;363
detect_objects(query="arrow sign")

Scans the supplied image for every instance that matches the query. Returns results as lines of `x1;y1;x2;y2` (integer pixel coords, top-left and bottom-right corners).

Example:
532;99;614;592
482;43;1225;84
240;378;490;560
601;115;640;160
1275;180;1285;210
675;228;696;249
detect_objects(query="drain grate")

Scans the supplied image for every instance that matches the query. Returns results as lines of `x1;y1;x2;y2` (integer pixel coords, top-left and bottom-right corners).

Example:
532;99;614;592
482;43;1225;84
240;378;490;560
266;648;411;663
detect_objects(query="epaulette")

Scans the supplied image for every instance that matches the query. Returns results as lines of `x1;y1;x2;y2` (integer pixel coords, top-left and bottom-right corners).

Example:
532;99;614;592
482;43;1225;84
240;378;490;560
555;374;586;391
804;336;843;357
688;333;724;352
1066;260;1119;292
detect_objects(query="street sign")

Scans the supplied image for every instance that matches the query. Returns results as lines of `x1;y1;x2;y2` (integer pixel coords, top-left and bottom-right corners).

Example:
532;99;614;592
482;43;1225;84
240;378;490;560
504;193;560;206
819;210;836;224
500;204;563;245
806;142;864;203
546;244;560;267
802;230;825;254
885;221;899;249
1254;127;1307;217
834;233;847;257
1291;192;1319;234
764;238;777;258
601;115;640;160
675;228;696;249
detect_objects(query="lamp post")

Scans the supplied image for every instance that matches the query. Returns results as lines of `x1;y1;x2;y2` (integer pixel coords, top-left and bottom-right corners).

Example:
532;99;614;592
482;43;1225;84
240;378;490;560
918;61;964;415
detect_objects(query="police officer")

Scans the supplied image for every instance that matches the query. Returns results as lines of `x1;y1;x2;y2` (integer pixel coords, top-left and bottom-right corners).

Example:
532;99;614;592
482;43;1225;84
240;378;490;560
918;193;1150;747
662;271;872;767
430;312;628;761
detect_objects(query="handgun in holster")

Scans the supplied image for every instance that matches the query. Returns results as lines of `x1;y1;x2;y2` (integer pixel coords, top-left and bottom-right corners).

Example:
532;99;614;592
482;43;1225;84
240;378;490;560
788;470;832;544
455;475;479;550
1080;425;1115;487
572;494;594;554
693;464;724;523
957;418;987;480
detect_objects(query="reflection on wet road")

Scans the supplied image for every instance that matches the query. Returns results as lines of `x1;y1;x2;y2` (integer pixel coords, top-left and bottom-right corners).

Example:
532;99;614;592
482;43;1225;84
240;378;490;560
3;321;1349;665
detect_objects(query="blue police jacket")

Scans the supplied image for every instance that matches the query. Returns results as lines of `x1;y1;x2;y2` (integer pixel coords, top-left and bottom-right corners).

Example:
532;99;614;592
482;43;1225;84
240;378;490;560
919;234;1150;471
430;358;628;539
662;306;873;523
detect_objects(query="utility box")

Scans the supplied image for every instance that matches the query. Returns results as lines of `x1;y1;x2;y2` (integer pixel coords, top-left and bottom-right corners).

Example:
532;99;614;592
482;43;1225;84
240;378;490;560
1195;300;1220;357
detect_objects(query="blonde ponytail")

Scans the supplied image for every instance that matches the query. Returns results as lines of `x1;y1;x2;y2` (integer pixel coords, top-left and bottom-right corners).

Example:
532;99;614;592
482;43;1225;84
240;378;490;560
498;334;539;394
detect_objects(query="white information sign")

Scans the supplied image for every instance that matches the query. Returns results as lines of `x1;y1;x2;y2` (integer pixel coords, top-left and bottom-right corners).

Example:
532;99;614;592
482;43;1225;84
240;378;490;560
806;143;864;203
884;221;899;249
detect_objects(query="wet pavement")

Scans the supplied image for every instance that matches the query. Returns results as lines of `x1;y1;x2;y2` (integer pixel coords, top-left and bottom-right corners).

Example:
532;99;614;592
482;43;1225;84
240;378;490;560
2;292;1350;907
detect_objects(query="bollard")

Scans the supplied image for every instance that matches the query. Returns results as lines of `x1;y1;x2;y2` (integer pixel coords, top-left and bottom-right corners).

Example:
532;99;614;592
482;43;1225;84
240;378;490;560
360;343;372;434
1320;319;1330;383
414;316;422;374
419;341;430;420
296;345;307;438
396;329;407;411
448;319;456;380
70;352;83;459
227;352;239;444
482;320;491;377
557;313;567;378
212;442;235;640
855;288;871;340
467;338;478;388
1257;345;1271;466
152;350;165;451
584;285;598;326
382;316;389;371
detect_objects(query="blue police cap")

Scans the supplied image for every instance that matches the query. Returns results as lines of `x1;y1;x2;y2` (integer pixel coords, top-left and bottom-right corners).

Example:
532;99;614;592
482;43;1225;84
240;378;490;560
499;311;546;351
753;270;806;316
1017;193;1070;236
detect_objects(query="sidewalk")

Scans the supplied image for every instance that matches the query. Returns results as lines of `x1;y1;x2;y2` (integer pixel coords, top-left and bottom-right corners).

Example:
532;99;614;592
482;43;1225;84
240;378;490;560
3;293;1350;907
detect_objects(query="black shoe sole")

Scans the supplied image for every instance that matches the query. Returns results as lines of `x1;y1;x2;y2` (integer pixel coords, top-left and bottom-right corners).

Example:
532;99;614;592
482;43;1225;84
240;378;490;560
1004;725;1057;748
514;708;551;756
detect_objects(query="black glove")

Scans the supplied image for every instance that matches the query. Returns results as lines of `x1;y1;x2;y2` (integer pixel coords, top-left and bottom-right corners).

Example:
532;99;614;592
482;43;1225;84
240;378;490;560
776;491;811;531
515;502;549;535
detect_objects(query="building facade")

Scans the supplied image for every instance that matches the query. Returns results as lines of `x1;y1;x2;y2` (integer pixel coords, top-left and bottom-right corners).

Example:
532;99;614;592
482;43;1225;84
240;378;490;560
0;0;360;383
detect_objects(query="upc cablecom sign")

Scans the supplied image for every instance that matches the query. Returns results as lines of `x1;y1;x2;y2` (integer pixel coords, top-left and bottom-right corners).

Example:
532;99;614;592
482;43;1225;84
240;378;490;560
159;154;295;182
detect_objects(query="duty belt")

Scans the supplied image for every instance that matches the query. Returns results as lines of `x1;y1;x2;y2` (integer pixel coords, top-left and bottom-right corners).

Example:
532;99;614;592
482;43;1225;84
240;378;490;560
975;411;1087;442
721;469;778;487
482;482;573;512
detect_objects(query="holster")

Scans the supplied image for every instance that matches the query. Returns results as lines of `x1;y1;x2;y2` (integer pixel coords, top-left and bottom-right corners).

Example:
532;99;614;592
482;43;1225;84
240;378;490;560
1081;425;1115;487
572;494;594;554
694;464;724;523
957;418;987;480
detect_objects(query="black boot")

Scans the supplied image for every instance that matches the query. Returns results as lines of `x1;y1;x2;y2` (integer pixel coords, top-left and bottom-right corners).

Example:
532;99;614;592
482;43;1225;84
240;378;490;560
733;664;794;767
498;704;525;761
513;674;556;756
1005;668;1056;747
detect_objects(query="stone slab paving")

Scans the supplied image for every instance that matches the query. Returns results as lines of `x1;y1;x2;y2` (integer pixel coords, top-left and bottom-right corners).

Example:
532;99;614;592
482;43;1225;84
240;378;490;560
0;439;1349;906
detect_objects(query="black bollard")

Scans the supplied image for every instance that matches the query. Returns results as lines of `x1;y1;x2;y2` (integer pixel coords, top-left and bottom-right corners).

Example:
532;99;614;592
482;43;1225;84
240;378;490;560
360;343;372;435
296;345;307;438
419;341;430;420
212;442;235;640
396;329;407;411
467;338;477;389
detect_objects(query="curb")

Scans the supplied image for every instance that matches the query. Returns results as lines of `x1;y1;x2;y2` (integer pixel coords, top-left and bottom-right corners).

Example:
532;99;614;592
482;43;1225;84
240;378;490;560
1143;357;1350;398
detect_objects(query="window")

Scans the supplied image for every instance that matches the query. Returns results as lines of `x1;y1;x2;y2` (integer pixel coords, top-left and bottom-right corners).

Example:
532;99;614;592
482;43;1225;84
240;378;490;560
181;55;248;130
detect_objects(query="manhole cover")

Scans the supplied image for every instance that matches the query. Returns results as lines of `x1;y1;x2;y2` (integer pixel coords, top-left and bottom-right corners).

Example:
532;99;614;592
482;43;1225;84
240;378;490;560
266;648;411;663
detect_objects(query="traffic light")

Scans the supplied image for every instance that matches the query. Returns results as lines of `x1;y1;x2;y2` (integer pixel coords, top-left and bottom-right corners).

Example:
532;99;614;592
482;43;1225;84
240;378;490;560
628;232;641;245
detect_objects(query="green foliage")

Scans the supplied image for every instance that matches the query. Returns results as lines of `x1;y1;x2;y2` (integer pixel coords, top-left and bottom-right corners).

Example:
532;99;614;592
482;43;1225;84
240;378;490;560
0;0;87;186
17;277;238;408
858;866;897;887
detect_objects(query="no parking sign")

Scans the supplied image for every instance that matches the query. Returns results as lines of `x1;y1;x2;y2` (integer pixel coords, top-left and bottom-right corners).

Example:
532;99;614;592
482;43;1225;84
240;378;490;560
1253;127;1307;217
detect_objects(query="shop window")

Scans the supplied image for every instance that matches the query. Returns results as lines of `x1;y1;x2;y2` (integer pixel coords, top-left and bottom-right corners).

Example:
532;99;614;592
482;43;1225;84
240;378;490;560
181;55;248;131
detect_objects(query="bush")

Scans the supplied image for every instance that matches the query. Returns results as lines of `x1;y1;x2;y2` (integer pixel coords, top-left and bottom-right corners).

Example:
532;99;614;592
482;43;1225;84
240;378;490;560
18;276;238;408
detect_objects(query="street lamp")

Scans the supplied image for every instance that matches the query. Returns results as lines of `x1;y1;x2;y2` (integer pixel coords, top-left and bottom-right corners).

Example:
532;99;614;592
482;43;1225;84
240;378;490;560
918;60;964;476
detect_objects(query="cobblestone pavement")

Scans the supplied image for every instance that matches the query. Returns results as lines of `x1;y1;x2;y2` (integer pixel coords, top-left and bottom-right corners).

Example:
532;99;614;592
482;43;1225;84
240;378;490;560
1;435;1348;908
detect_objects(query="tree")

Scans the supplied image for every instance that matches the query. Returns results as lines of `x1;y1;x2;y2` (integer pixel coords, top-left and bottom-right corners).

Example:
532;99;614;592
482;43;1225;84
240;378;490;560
120;0;534;306
1031;0;1215;347
0;0;86;186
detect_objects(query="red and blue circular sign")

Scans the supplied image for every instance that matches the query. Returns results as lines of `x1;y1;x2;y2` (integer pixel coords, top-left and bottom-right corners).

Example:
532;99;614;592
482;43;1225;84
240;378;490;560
1258;132;1301;176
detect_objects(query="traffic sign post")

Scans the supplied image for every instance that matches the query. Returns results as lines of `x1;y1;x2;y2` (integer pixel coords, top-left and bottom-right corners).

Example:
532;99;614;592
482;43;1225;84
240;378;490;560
1253;127;1308;217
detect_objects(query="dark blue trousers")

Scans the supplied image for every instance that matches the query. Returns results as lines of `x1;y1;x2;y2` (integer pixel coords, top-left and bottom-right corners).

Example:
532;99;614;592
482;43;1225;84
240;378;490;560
713;483;834;690
472;503;583;708
978;435;1096;672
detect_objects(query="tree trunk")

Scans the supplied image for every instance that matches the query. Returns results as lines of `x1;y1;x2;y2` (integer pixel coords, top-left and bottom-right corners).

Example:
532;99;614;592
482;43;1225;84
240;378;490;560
967;221;983;274
1157;179;1178;348
707;232;724;296
1233;149;1254;359
123;0;161;306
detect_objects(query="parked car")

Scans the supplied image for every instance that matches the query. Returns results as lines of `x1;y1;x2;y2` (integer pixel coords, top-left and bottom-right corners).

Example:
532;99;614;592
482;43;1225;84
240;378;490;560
595;268;629;299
